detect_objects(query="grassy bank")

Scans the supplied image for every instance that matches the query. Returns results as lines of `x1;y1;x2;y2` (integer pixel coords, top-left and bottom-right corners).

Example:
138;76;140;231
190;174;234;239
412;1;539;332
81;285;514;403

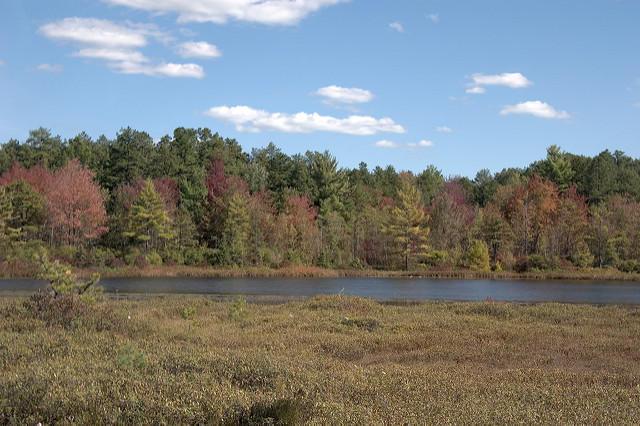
72;264;640;282
1;295;639;423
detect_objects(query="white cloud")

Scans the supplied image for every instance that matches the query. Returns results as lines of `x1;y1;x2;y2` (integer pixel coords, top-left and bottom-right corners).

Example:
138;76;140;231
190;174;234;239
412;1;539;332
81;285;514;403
408;139;434;148
152;63;204;78
316;85;373;104
466;72;532;94
375;140;399;149
178;41;221;58
75;48;148;63
376;139;434;149
500;101;570;119
427;13;439;24
206;105;406;135
40;17;204;78
465;86;486;95
112;61;204;78
389;21;404;33
436;126;452;133
104;0;344;25
40;18;147;48
37;63;64;73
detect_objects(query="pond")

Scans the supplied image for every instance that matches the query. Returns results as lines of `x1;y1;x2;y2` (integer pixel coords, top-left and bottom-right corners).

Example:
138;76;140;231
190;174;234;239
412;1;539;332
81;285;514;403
1;277;640;304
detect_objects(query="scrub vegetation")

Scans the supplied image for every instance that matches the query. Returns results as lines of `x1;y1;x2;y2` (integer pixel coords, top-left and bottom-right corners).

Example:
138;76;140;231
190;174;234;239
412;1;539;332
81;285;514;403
1;293;639;423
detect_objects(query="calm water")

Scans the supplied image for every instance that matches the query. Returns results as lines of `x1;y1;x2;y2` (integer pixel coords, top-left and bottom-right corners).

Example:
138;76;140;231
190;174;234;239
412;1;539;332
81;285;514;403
1;277;640;304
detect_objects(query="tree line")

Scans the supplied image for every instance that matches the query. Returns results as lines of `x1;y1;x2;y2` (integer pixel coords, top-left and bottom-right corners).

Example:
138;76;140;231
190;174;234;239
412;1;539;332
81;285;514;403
1;127;640;273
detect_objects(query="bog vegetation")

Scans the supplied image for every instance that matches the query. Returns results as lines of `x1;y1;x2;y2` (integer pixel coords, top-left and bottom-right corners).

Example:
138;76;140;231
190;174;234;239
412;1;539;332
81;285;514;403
2;127;640;275
1;295;639;423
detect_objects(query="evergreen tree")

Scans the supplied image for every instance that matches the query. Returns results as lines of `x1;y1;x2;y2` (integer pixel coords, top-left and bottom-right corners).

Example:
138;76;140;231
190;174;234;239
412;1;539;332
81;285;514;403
385;176;430;270
0;187;20;254
3;180;46;241
466;239;491;272
222;192;250;265
124;179;174;251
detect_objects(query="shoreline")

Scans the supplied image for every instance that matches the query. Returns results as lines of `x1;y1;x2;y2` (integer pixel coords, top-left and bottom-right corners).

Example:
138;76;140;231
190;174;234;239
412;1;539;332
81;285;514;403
70;265;640;282
3;265;640;282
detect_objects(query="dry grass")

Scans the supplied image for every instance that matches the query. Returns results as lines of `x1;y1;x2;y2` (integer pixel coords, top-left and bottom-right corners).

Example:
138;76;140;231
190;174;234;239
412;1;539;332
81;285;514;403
1;295;640;423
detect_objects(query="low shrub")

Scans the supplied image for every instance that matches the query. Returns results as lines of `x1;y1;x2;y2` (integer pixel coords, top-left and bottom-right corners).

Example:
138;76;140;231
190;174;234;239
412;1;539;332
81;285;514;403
230;397;313;425
116;343;147;371
23;291;88;329
515;255;550;273
145;251;163;266
184;246;216;266
229;296;248;321
75;247;116;268
618;260;640;274
340;317;381;332
423;250;449;268
180;306;196;320
134;255;149;269
124;248;141;266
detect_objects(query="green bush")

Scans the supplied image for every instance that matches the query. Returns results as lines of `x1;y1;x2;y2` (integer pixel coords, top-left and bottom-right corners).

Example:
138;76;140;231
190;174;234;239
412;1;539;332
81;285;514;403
116;343;147;371
571;241;594;268
466;240;490;272
160;248;185;266
124;248;142;266
51;245;78;264
145;251;163;266
184;246;216;266
516;255;550;273
180;306;196;320
424;250;448;267
75;247;117;268
618;260;640;274
340;317;381;332
229;296;248;321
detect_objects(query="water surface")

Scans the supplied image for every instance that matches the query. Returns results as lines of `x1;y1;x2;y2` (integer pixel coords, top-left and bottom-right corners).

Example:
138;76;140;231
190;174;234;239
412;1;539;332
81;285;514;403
1;277;640;304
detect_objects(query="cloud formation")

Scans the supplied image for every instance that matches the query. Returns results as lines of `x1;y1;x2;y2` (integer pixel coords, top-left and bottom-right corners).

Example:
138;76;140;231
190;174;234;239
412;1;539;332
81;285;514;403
316;85;374;104
427;13;439;24
206;105;406;135
436;126;452;133
36;63;64;73
178;41;221;58
408;140;434;148
104;0;344;25
375;140;399;148
40;18;147;48
500;101;570;119
467;72;532;94
375;139;434;149
389;21;404;33
40;17;204;78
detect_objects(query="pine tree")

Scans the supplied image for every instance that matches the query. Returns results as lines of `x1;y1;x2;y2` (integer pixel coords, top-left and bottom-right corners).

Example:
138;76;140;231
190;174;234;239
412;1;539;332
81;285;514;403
385;177;429;270
124;179;174;251
222;192;250;265
0;186;20;253
466;239;491;272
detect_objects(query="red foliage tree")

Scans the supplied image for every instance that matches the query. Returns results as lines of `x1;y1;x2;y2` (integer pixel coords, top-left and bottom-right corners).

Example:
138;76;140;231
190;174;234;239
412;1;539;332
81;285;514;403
0;162;53;193
45;160;108;246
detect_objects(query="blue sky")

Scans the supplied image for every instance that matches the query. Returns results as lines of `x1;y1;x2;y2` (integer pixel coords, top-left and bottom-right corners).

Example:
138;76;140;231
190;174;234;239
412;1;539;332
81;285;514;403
1;0;639;177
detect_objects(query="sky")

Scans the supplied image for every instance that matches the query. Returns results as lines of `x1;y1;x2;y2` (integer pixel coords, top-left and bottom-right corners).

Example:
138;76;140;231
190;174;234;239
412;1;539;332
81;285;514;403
0;0;639;177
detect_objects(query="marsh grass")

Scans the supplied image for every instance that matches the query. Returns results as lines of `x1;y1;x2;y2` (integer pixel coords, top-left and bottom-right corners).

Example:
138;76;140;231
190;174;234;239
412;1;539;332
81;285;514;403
70;264;640;282
1;295;639;423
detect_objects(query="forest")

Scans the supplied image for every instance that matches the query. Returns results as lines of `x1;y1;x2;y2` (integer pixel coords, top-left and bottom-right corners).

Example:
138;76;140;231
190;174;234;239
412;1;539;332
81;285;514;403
1;126;640;275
